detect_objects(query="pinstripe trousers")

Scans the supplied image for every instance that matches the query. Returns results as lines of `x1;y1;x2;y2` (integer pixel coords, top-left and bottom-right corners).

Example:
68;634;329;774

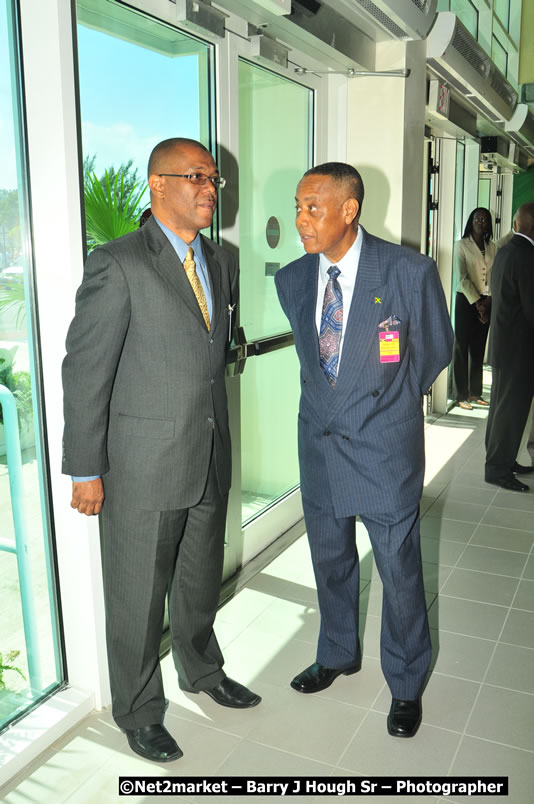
100;452;227;730
303;499;431;701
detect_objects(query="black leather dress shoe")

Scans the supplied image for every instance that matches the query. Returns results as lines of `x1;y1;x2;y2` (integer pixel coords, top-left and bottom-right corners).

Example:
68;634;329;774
512;462;534;475
124;724;183;762
290;661;361;694
387;698;422;738
486;475;529;492
203;677;261;708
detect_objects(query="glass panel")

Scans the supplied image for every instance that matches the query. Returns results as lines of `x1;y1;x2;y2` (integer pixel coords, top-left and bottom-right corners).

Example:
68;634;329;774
238;60;312;524
491;34;508;77
451;0;478;38
76;0;214;249
0;0;63;730
241;347;301;524
494;0;510;31
238;60;313;341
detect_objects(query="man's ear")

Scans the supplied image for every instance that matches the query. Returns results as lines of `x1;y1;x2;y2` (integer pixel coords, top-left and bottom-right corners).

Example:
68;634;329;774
344;197;360;225
148;173;164;198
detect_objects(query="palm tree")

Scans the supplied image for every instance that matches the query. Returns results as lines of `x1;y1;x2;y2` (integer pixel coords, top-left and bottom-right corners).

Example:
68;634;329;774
84;169;147;250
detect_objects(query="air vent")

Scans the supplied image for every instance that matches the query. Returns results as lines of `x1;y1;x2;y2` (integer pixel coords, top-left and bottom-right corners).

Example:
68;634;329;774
354;0;409;38
426;12;517;123
505;104;534;150
451;23;490;78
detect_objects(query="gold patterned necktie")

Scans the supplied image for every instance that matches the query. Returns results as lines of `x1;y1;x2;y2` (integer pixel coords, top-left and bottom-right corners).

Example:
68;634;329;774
183;246;210;330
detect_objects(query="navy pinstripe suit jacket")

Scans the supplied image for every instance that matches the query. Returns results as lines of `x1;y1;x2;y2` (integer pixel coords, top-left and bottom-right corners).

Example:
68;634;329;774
275;226;453;519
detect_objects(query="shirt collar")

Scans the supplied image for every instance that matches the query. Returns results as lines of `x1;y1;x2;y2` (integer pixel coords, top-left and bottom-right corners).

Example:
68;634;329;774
319;226;363;279
153;214;205;264
514;232;534;247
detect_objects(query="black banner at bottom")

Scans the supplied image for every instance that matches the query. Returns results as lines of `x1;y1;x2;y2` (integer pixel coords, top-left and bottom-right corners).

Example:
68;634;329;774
118;776;508;796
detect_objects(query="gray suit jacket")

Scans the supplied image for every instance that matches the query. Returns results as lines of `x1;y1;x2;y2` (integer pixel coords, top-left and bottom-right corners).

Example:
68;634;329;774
275;226;453;518
62;215;238;511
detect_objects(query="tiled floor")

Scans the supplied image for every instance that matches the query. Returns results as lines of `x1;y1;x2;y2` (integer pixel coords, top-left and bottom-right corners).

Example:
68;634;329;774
1;409;533;803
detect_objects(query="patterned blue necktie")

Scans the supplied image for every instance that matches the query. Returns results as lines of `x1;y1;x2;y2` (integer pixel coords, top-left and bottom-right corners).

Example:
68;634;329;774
319;266;343;386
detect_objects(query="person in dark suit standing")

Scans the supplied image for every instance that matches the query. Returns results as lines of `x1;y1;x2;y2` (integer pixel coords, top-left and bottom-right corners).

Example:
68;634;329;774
484;202;534;492
275;163;453;738
62;138;260;763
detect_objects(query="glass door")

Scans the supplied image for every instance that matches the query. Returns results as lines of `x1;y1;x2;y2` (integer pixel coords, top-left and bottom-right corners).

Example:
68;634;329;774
1;0;64;731
223;44;320;577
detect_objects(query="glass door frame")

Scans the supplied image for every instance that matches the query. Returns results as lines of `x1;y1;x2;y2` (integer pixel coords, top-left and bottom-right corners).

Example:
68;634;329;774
216;30;336;580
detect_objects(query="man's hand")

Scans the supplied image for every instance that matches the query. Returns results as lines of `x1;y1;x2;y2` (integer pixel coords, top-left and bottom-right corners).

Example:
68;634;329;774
71;478;105;516
475;296;491;324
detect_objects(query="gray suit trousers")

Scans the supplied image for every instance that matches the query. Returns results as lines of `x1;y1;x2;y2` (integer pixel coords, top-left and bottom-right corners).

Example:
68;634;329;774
100;453;227;729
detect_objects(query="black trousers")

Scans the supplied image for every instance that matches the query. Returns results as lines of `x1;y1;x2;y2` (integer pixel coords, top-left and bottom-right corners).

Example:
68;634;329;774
450;292;489;401
485;365;534;481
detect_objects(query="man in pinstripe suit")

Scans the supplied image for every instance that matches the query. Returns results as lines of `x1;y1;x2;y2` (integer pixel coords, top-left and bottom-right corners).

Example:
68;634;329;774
62;139;260;763
275;163;453;737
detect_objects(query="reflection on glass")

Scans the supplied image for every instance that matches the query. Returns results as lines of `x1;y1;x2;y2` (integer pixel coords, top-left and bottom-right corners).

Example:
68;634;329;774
238;60;312;341
241;347;301;525
451;0;478;38
494;0;510;31
77;0;213;249
478;178;491;211
0;0;63;730
238;60;312;524
491;34;508;77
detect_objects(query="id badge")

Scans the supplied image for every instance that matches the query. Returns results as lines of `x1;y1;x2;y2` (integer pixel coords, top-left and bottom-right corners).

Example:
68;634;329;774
379;331;400;363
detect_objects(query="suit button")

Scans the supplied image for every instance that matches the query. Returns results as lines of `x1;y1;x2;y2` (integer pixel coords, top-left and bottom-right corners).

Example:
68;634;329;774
210;377;215;384
342;435;350;440
323;429;331;436
372;390;380;397
207;416;214;423
209;338;214;344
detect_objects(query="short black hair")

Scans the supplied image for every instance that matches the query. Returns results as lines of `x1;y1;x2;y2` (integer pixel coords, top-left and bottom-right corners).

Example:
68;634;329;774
303;162;364;217
147;137;211;179
463;207;493;243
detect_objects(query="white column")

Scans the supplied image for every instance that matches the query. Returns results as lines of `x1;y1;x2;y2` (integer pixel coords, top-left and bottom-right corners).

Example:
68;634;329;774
346;40;426;250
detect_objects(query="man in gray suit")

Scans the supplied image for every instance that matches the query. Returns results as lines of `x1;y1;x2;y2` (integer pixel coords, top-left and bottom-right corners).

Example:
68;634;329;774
62;138;260;763
275;163;453;737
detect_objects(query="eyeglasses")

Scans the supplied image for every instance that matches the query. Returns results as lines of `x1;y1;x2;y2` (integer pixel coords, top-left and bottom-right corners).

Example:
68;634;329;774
159;173;226;189
474;216;489;224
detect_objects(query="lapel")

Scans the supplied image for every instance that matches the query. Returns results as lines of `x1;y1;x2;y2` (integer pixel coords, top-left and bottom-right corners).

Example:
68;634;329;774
142;216;219;332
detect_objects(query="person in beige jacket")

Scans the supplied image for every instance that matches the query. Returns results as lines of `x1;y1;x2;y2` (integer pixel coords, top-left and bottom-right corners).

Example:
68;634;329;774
450;207;497;410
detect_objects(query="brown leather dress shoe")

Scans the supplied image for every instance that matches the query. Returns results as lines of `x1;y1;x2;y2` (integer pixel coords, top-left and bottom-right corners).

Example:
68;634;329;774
290;661;361;693
203;677;261;708
124;724;183;762
387;698;422;738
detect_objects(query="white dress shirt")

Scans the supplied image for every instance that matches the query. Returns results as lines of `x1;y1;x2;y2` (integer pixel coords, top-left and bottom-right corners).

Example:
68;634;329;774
315;227;363;368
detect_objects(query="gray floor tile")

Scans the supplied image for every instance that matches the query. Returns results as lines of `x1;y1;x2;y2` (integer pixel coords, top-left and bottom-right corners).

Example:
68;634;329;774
419;518;477;543
440;568;519;606
500;609;534;649
451;736;533;804
420;537;466;566
438;485;496;506
492;489;534;512
428;596;507;640
481;506;534;533
485;643;534;694
425;499;488;523
422;562;453;593
456;545;527;577
466;685;534;751
430;630;496;681
217;738;333;777
470;524;534;553
523;555;534;581
513;579;534;612
338;711;461;775
232;684;364;765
